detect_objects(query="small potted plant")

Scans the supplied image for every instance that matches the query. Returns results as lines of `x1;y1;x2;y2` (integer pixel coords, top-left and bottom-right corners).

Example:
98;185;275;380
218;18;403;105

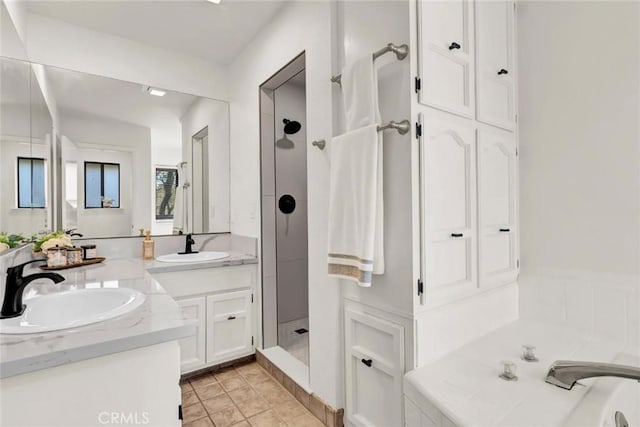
0;233;27;253
32;231;74;254
102;197;113;208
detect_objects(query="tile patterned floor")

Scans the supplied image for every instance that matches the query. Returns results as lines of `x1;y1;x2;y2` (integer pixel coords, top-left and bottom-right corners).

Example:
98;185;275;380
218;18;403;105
181;361;323;427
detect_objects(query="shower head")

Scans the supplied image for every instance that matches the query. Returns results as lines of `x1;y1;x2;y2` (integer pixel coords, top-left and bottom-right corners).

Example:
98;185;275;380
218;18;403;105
283;118;301;135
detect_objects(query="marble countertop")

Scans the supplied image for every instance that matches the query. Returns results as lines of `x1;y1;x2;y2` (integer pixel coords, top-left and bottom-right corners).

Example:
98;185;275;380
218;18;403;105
0;252;257;379
404;320;634;426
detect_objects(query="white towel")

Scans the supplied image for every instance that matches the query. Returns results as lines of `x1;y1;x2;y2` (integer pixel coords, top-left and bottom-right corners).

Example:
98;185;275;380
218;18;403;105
172;183;185;235
341;56;382;130
327;124;384;287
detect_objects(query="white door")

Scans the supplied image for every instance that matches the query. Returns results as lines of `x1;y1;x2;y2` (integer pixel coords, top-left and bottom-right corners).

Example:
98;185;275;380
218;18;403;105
206;290;253;363
345;308;404;427
421;118;477;300
176;297;206;373
417;0;475;118
475;0;516;130
478;130;518;287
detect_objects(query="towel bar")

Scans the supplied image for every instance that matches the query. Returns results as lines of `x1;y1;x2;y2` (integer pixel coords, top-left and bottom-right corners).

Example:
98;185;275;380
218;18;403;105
312;119;411;151
331;43;409;84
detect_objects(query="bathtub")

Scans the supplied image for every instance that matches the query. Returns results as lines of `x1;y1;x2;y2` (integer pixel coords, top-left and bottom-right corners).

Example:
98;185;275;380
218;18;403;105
564;354;640;427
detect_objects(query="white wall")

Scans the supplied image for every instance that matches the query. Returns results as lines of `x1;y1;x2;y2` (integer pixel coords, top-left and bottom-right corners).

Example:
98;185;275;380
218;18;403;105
227;0;337;407
24;13;228;102
180;98;230;233
1;1;28;61
274;81;309;324
517;1;640;351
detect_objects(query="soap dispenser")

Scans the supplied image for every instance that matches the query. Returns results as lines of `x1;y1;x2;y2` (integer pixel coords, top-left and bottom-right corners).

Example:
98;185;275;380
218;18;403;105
142;230;155;260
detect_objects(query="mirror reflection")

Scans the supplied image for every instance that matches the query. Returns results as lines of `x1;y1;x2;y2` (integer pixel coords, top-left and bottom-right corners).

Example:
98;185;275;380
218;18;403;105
0;59;230;239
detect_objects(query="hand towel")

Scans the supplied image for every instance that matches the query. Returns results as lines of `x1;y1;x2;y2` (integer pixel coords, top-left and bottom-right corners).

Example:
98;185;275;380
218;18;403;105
327;124;384;287
172;182;185;235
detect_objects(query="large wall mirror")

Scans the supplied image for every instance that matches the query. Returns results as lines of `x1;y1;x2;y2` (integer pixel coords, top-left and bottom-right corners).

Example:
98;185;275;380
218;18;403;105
1;58;230;240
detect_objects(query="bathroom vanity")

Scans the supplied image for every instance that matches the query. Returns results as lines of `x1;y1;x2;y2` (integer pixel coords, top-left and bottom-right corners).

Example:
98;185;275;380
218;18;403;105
0;242;258;427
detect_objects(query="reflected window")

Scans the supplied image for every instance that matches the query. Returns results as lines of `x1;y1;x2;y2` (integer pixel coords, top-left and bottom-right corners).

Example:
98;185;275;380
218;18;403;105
84;162;120;208
155;168;177;220
17;157;46;208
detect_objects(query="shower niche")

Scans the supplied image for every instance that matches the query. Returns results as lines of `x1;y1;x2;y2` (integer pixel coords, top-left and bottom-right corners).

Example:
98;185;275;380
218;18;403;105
259;53;310;370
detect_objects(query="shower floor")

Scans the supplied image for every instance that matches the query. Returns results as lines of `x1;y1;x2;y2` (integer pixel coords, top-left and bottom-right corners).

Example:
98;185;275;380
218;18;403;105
278;317;309;366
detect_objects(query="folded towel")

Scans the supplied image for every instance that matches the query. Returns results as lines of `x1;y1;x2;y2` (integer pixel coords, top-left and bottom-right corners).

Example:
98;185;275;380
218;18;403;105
341;55;382;131
327;124;384;287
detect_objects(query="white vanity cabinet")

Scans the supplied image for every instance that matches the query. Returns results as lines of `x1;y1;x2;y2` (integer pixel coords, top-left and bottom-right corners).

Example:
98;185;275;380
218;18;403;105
151;264;257;374
416;0;475;118
344;305;405;427
475;0;516;130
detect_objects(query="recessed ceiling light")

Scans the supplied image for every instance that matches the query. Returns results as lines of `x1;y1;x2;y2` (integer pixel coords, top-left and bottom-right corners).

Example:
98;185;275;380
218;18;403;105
205;0;221;4
145;86;166;97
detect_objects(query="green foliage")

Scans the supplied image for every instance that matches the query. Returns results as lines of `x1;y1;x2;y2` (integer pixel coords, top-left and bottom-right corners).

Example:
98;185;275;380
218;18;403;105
0;232;28;249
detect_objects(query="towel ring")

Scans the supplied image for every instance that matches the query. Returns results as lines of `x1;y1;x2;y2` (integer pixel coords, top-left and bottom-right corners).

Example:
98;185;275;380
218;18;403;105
312;140;326;150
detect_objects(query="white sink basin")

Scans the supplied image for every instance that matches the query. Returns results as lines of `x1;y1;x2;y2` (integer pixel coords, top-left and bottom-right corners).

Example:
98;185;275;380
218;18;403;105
0;288;145;334
155;251;229;263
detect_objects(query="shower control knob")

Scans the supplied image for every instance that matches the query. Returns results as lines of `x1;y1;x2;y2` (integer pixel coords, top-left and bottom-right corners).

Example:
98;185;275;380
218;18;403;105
449;42;461;50
278;194;296;214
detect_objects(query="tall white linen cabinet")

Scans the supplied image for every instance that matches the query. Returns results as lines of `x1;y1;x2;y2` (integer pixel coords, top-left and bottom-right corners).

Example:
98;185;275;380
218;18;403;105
342;1;519;426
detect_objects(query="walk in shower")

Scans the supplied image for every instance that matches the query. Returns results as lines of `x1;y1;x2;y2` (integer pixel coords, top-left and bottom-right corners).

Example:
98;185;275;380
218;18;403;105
260;54;310;373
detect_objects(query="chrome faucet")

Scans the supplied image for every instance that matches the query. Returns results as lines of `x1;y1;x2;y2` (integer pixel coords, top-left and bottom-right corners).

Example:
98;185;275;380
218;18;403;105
1;259;65;318
545;360;640;390
178;233;198;255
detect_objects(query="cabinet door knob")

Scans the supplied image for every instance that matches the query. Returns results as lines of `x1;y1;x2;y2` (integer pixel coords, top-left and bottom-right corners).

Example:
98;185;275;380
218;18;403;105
361;358;373;367
449;42;461;50
497;68;509;75
499;228;511;232
227;316;236;320
450;233;464;238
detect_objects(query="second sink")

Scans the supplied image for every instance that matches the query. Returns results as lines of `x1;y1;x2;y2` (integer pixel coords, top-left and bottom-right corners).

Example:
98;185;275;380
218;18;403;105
155;251;229;263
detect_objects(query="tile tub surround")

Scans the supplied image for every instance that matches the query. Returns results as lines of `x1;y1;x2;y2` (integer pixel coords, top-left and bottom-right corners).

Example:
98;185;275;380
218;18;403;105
404;319;632;426
256;350;344;427
0;257;204;378
181;359;325;427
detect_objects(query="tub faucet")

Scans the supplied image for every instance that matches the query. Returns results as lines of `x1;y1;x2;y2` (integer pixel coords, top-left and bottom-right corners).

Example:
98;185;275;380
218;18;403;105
545;360;640;390
1;259;65;319
179;234;198;255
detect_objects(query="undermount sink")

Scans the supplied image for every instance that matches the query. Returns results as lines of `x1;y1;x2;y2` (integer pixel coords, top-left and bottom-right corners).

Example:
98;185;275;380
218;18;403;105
155;251;229;263
0;288;145;334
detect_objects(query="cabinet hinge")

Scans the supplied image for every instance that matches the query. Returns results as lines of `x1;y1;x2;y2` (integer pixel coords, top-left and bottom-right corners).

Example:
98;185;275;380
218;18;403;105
417;278;424;296
251;293;254;303
516;147;519;156
414;76;421;93
178;405;183;421
517;259;520;268
415;123;422;139
251;336;254;346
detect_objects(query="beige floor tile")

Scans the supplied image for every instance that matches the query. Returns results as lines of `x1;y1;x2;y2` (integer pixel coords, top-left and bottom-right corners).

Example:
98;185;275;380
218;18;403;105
181;381;194;392
190;374;218;390
209;405;245;427
215;367;240;381
287;413;325;427
241;369;271;384
235;362;263;374
183;416;215;427
196;382;226;400
247;409;286;427
182;390;200;407
202;393;236;414
222;376;249;392
235;396;272;418
231;421;251;427
251;378;283;395
228;386;259;404
270;398;308;423
183;402;208;423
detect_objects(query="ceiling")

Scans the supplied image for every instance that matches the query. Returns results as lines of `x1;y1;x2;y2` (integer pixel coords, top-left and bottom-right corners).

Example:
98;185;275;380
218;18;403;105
44;64;201;129
26;0;288;65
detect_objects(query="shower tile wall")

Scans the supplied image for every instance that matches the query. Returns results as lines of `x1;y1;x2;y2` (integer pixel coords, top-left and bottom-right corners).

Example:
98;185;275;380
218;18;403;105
273;78;309;363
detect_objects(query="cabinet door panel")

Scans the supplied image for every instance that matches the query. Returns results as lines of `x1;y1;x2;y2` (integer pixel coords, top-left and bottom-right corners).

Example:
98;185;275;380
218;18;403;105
177;297;206;373
476;0;516;129
478;131;518;286
345;309;404;427
417;0;474;117
421;118;477;297
206;290;252;363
